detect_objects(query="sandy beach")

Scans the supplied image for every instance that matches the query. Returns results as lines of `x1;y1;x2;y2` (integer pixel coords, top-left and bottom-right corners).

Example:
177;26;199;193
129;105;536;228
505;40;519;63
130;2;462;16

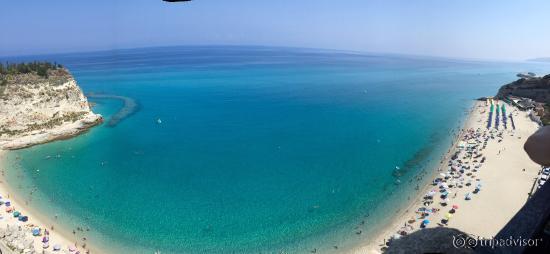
0;150;102;254
352;100;542;253
0;100;541;254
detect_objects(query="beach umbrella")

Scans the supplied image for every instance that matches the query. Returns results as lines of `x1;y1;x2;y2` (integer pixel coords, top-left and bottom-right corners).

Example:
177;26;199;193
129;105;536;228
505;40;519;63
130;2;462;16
53;244;61;251
422;219;430;225
452;205;459;210
392;233;402;240
69;245;77;252
426;190;436;197
13;211;20;217
445;213;453;220
32;227;40;236
43;242;49;249
42;236;49;243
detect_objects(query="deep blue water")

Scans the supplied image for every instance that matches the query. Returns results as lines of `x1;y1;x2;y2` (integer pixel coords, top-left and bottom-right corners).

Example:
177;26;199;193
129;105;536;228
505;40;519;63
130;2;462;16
3;46;550;253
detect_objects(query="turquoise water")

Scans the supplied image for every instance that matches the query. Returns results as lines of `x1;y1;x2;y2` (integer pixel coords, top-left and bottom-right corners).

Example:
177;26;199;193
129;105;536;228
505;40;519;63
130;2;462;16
3;47;550;253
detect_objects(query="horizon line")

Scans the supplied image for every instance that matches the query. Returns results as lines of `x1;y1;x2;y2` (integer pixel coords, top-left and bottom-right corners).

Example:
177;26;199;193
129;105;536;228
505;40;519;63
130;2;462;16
0;44;540;65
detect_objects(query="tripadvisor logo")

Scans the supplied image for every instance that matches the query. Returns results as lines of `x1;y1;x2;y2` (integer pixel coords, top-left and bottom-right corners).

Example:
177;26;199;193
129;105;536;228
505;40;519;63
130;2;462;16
453;234;543;249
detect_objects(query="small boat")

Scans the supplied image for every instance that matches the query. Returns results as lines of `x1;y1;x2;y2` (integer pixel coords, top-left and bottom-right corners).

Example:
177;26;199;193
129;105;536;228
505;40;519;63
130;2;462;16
157;118;162;124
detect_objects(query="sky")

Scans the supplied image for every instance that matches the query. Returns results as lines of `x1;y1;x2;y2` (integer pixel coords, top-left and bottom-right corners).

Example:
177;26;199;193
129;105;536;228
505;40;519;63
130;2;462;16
2;0;550;60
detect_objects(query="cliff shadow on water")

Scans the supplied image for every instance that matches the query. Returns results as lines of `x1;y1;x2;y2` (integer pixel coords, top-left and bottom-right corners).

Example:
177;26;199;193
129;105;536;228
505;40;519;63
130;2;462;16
86;93;139;127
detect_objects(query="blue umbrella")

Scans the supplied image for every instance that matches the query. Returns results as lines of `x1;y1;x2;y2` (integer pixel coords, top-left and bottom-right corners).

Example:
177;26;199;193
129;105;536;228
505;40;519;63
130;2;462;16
422;219;430;225
32;227;40;236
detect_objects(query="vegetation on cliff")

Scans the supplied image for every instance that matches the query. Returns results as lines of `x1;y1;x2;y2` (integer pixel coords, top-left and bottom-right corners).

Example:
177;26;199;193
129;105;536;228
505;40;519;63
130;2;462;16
0;63;102;149
0;62;70;96
496;74;550;125
0;62;63;77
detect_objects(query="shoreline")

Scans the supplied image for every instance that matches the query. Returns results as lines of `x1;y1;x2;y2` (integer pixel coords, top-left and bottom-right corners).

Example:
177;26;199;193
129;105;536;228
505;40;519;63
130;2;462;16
350;102;477;253
0;150;103;254
351;100;541;253
0;100;541;254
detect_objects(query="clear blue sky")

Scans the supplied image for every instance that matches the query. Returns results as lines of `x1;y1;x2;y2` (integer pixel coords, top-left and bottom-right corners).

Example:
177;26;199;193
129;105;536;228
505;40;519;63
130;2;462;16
2;0;549;60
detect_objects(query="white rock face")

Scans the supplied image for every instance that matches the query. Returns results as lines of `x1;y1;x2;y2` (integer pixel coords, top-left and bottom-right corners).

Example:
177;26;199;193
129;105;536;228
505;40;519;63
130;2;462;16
0;75;102;149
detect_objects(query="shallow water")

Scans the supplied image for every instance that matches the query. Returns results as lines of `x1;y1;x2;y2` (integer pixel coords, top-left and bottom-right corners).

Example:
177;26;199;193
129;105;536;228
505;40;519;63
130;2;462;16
3;47;550;253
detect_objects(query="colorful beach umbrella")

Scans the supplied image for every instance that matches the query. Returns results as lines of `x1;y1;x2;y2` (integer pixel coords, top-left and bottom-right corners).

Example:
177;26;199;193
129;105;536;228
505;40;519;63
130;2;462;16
452;205;459;210
32;227;41;236
445;213;453;220
422;219;430;225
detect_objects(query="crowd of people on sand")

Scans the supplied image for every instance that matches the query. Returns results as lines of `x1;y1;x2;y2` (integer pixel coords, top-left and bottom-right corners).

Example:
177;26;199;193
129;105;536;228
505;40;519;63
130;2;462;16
0;191;93;254
377;102;522;252
0;161;92;254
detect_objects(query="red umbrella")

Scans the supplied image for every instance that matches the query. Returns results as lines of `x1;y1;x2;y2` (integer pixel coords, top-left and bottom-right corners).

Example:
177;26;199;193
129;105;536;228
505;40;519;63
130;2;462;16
452;205;459;210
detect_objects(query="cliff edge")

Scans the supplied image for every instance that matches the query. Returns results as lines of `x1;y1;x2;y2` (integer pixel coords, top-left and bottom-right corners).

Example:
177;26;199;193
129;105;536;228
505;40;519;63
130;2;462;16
496;74;550;125
0;63;102;150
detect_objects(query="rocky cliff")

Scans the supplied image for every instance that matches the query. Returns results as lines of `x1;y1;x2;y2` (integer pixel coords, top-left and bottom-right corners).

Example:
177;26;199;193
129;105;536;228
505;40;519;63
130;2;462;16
496;74;550;124
496;74;550;104
0;68;102;149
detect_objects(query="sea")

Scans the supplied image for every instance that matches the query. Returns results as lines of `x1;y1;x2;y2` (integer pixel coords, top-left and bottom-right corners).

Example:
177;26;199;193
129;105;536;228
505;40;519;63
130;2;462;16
2;46;549;253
